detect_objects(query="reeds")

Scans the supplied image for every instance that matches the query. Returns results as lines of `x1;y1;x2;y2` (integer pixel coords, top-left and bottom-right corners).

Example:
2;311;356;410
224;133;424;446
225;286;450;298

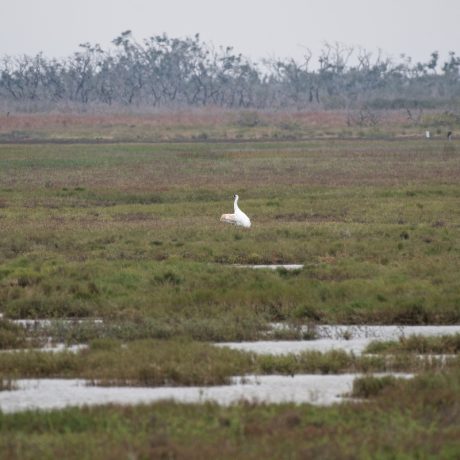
0;340;454;386
366;334;460;354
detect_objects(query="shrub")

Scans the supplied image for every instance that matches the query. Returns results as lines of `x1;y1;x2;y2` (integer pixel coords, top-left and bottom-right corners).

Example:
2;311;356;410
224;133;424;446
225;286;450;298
351;375;400;398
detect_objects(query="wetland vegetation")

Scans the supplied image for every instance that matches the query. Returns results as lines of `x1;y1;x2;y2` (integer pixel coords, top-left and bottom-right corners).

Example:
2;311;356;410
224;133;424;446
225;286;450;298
1;137;459;331
0;367;458;459
0;113;459;458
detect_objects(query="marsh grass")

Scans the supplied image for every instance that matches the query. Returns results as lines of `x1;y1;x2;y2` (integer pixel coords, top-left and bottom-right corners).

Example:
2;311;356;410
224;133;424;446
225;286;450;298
365;333;460;354
0;365;458;459
0;120;459;458
350;375;401;398
0;139;459;337
267;322;319;340
0;340;452;386
1;110;458;143
0;340;254;386
44;317;268;343
0;320;45;349
0;320;27;349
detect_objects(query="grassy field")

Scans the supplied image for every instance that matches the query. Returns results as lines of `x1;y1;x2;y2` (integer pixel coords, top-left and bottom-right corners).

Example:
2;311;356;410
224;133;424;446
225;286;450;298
0;119;459;457
0;138;459;331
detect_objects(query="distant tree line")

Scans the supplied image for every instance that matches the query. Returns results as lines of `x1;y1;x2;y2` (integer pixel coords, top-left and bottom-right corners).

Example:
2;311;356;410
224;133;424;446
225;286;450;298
1;31;459;112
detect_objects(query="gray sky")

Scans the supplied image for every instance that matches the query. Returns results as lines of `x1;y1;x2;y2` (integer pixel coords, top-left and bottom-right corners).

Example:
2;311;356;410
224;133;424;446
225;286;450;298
1;0;459;64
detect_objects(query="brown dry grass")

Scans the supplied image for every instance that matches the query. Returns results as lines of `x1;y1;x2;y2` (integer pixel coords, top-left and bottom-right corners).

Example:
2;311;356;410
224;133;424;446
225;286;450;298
0;109;412;135
0;109;229;131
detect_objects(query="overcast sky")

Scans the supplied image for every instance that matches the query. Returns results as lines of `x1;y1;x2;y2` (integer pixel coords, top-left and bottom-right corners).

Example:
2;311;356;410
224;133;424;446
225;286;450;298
1;0;459;64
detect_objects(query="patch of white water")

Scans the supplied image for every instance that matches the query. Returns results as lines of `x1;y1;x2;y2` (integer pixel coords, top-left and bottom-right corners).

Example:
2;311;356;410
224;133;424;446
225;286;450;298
217;340;370;355
218;325;460;356
311;325;460;340
0;344;88;354
234;264;303;270
12;319;103;328
0;374;411;413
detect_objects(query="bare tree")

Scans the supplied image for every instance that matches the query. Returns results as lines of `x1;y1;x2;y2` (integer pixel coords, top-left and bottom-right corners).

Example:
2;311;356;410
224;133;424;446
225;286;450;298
1;32;459;112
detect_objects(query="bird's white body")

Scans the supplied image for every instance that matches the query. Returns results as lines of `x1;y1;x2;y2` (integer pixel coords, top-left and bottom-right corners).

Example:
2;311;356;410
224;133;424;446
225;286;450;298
220;194;251;228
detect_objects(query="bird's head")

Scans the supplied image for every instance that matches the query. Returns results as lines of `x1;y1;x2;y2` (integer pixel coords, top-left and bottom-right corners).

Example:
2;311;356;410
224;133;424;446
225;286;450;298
234;194;239;200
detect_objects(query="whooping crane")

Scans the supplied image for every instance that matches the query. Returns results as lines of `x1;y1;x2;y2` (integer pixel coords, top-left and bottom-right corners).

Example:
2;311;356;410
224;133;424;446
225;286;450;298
220;194;251;228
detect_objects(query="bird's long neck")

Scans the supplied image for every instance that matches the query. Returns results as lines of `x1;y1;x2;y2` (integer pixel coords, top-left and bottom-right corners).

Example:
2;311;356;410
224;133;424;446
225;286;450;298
234;196;240;213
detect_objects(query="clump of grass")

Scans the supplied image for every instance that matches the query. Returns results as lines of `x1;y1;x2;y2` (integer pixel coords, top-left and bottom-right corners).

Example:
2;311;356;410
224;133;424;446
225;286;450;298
0;320;36;349
268;322;318;340
350;375;401;398
366;334;460;354
45;316;268;343
235;111;264;128
0;340;255;386
88;338;122;351
254;350;439;375
257;350;354;375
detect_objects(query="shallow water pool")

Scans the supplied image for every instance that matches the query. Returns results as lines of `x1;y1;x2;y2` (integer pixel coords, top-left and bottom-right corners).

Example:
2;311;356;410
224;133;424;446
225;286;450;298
0;373;412;413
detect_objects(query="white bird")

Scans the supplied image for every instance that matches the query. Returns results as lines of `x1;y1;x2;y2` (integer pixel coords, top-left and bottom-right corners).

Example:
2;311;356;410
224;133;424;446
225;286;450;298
220;194;251;228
